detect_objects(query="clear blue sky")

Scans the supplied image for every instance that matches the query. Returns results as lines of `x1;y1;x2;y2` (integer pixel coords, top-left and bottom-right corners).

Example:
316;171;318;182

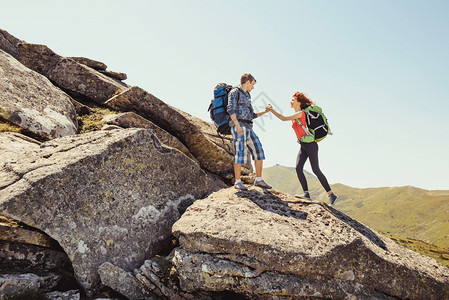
2;0;448;190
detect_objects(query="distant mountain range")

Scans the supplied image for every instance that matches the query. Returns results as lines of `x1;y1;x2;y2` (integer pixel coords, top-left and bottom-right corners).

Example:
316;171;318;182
263;165;449;249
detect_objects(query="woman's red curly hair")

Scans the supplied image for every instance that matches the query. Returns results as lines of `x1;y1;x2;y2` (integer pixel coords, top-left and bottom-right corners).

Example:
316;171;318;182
292;92;314;110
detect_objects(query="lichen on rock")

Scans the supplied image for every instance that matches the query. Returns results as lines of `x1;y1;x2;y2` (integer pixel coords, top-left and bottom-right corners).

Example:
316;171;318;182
0;128;211;291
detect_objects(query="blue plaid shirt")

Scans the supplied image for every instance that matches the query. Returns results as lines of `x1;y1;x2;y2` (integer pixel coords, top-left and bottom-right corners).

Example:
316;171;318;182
227;86;258;127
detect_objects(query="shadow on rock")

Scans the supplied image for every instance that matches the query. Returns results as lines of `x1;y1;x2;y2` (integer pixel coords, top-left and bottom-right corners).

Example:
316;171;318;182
236;189;308;220
284;197;388;251
328;205;388;251
237;189;387;251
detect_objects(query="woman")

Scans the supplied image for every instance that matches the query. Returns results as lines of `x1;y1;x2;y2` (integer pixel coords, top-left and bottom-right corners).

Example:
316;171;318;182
267;92;338;205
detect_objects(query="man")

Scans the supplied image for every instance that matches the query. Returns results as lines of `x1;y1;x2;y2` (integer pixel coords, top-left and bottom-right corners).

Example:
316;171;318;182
227;73;272;190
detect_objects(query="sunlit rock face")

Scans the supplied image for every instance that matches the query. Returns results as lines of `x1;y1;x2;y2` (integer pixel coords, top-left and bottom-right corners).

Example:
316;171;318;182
172;187;449;299
0;49;77;140
0;129;210;290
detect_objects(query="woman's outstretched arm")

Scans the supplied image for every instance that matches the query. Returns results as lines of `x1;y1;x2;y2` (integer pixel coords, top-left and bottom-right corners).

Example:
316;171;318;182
267;104;303;121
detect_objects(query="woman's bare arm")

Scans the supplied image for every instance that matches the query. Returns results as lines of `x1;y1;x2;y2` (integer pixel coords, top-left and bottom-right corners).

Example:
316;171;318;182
267;104;302;121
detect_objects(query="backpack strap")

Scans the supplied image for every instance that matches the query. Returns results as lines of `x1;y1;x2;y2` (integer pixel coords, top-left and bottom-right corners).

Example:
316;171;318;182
232;86;242;105
216;131;231;152
215;87;239;151
295;119;312;136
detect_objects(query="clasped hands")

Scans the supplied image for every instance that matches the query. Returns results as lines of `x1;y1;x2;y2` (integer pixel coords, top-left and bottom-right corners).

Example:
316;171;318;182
265;104;273;112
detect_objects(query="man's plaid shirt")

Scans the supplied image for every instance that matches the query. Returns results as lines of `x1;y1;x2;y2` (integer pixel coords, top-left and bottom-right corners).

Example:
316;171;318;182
227;86;258;128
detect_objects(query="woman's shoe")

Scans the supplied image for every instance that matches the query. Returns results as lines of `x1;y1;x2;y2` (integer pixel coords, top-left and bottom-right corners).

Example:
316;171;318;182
295;192;311;200
329;193;338;206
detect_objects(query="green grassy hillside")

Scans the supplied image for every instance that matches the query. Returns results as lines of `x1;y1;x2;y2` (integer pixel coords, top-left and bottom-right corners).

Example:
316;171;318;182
381;232;449;268
263;166;449;248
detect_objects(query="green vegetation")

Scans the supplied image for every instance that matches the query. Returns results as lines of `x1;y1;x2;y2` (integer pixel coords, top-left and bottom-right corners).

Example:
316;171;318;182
264;166;449;248
0;118;45;141
1;105;119;138
77;106;118;133
381;232;449;268
0;118;23;134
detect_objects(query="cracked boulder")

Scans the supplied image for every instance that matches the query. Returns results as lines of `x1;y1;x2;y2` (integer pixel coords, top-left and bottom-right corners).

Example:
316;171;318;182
172;187;449;299
0;49;78;140
0;129;211;292
105;86;251;180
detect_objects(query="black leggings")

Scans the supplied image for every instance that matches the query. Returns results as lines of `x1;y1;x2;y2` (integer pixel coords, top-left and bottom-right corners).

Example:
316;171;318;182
296;142;331;193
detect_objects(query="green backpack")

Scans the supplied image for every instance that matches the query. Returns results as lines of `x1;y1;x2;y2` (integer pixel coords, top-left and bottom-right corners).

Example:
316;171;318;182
296;105;332;143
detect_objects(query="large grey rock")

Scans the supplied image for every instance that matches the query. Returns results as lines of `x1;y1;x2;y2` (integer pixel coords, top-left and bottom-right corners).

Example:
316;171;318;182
0;273;61;298
101;256;227;300
17;43;64;76
102;112;195;161
173;248;394;299
98;262;156;300
105;86;251;180
0;50;78;139
0;28;23;58
0;129;211;291
47;58;127;104
0;133;41;190
172;187;449;299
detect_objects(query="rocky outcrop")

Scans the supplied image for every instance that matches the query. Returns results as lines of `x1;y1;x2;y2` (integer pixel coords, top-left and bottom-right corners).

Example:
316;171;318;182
0;129;211;291
102;112;195;160
172;187;449;299
5;27;446;300
0;49;78;140
0;29;23;58
17;43;64;76
99;70;128;81
99;257;227;300
47;58;127;104
0;29;128;106
98;262;155;300
105;86;251;179
68;57;107;70
0;273;62;297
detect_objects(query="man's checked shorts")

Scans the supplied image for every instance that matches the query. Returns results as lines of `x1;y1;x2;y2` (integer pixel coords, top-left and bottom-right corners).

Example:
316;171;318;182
231;126;265;164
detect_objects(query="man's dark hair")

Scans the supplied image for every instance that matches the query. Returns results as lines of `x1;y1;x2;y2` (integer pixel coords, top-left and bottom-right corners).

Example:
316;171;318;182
240;73;256;85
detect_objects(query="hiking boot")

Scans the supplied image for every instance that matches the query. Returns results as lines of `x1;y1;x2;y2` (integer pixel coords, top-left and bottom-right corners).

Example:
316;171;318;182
234;181;248;190
254;180;272;189
295;192;311;200
329;193;338;206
